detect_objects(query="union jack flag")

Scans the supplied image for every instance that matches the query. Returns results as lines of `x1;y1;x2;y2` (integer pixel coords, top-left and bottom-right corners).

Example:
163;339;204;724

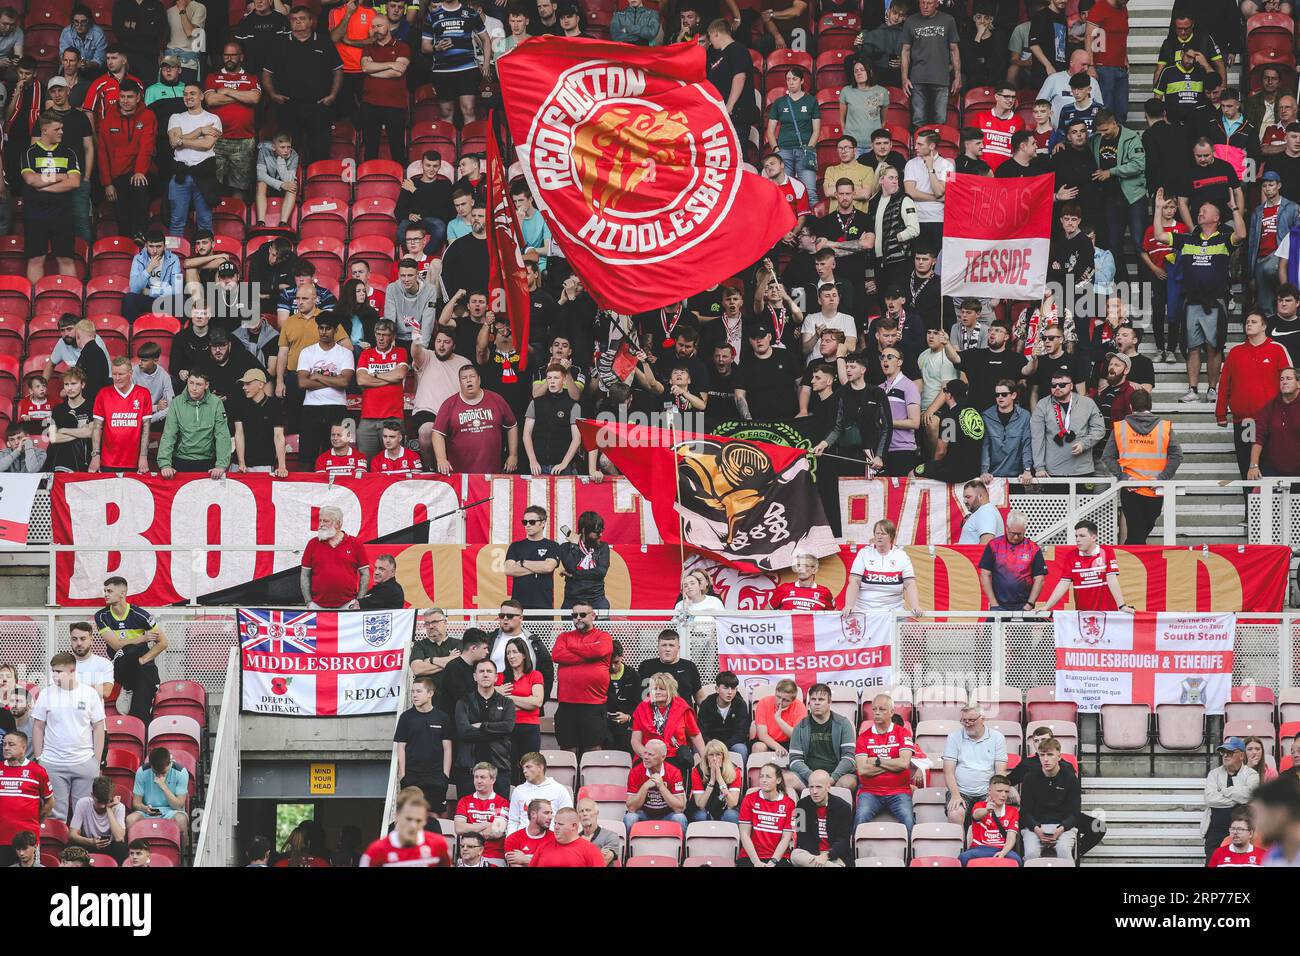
238;609;318;653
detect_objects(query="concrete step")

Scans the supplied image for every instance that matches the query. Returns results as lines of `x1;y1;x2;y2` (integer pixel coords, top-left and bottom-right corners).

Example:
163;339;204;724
1085;793;1206;810
1082;777;1203;789
1105;827;1204;844
1100;809;1203;823
1087;844;1204;859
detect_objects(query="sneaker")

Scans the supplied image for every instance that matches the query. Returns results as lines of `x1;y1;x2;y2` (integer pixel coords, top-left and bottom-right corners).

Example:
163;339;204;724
1205;388;1217;403
1179;388;1199;403
115;689;132;715
1157;350;1168;364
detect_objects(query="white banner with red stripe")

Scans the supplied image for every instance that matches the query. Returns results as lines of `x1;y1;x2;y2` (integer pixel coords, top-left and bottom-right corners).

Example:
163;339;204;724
940;173;1053;301
1053;611;1235;715
715;612;893;693
0;475;43;548
239;608;415;717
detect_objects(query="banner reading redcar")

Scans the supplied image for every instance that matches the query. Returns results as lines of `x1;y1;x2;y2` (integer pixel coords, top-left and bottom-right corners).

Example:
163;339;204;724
497;36;795;313
940;173;1052;301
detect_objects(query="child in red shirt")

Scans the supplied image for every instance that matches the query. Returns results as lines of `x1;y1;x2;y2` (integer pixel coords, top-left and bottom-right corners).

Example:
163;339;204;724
959;775;1021;865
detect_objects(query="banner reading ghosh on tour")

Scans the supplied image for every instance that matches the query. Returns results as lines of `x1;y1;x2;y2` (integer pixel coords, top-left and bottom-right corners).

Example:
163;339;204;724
940;173;1052;301
496;36;794;313
716;613;893;692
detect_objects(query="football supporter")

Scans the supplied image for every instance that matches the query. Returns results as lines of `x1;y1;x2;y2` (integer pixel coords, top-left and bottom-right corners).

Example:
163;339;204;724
433;365;518;475
454;762;509;865
737;762;796;867
126;746;189;847
788;684;856;792
9;830;41;867
300;505;369;609
439;629;488;727
636;628;703;707
1039;519;1130;612
530;806;605;867
689;739;743;824
359;791;451;867
973;84;1023;170
607;641;641;755
32;653;105;822
576;797;620;866
157;370;232;479
0;430;45;474
231;369;289;476
1216;311;1295;480
507;751;574;834
96;79;155;242
559;512;612;611
1019;736;1081;862
456;831;488;867
842;519;923;617
68;776;128;864
696;671;751;765
791;769;855;868
298;316;357;466
96;575;166;722
1029;373;1105;480
1204;737;1259;862
769;553;836;611
503;506;561;611
371;420;424;476
68;621;113;700
123;838;152;867
485;600;552;700
203;42;262;194
17;374;52;429
624;738;689;832
354;319;410;458
315;422;369;478
978;511;1049;611
453;659;515;799
942;705;1008;827
90;357;152;475
409;608;462;694
1208;811;1263;867
751;678;807;770
394;675;452;813
632;672;706;782
551;601;612;756
959;774;1021;865
1250;367;1300;478
524;364;583;476
59;846;91;867
957;479;1003;546
854;693;917;833
1252;778;1300;865
0;731;52;867
502;798;555;866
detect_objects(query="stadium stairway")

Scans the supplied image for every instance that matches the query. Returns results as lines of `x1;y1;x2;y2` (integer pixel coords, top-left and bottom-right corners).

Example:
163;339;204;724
1081;777;1208;866
1127;0;1179;124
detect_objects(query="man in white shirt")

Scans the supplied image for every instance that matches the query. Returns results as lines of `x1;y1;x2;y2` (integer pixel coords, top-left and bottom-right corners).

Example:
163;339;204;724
506;751;573;833
69;622;114;699
957;479;1005;545
800;285;857;356
903;128;955;251
166;82;223;236
297;315;357;468
31;652;106;822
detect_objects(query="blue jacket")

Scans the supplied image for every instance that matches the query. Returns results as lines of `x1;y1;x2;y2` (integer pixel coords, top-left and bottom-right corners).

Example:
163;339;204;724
129;248;183;297
60;24;108;66
1248;195;1300;267
981;404;1033;477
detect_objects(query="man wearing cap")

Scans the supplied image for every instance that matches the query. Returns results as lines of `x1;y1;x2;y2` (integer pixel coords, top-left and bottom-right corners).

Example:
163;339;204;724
40;73;97;244
1203;737;1259;863
734;323;799;421
1095;351;1137;431
145;56;186;183
199;327;259;404
297;315;357;467
95;77;154;242
230;367;288;476
1250;171;1298;314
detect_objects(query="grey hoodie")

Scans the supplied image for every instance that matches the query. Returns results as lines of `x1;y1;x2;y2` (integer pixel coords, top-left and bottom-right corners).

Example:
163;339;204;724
385;278;439;345
0;440;46;473
255;140;300;191
1100;411;1183;481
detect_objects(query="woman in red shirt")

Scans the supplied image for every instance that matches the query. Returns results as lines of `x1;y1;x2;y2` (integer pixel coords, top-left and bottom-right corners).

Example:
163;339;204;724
632;672;706;782
737;762;796;866
498;638;545;783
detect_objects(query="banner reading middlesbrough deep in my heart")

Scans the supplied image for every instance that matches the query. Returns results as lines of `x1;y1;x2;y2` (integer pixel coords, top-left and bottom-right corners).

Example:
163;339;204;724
716;613;894;692
1053;611;1236;714
239;608;415;717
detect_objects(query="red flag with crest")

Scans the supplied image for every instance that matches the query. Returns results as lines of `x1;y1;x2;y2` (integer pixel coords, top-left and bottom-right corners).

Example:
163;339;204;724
495;36;795;314
485;116;533;368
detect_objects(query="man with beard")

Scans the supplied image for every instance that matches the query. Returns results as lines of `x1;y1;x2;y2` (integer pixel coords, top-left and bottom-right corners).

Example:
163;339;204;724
441;201;489;295
945;318;1025;413
411;328;471;469
203;42;262;197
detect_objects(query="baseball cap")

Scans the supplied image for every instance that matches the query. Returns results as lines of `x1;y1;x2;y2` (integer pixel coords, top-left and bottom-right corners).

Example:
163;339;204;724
160;55;181;68
1218;736;1246;754
47;76;69;89
1105;351;1131;371
1262;170;1283;182
748;323;774;339
238;368;268;385
216;262;239;278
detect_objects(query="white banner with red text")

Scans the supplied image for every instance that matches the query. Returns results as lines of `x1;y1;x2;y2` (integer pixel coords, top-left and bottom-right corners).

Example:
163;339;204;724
0;475;43;548
715;612;893;694
239;607;415;717
940;173;1052;301
1053;611;1235;714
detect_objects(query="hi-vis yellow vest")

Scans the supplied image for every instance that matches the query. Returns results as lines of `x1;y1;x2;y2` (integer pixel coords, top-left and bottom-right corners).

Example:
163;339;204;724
1114;419;1171;497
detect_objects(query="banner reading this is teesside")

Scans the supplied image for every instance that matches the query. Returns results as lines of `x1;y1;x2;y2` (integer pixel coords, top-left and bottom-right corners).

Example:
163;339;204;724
1053;611;1236;714
240;608;414;717
941;173;1052;301
716;613;893;693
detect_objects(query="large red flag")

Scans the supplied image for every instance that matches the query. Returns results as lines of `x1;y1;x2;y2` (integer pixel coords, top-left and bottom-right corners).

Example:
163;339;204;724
939;172;1053;301
496;36;795;314
485;116;532;368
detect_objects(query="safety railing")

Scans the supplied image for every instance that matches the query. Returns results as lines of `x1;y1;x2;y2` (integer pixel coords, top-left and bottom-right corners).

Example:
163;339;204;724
378;667;412;839
194;646;242;868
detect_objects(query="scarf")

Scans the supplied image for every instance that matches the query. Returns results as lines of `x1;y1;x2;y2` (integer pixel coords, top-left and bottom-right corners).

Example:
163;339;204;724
4;78;43;138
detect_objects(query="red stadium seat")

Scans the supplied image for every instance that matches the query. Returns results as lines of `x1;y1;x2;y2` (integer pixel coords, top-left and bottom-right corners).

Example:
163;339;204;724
683;855;735;867
132;314;181;364
973;685;1023;723
146;714;202;767
298;236;346;282
408;120;458;155
300;217;349;244
355;178;401;203
818;12;861;52
89;853;120;867
1101;703;1151;757
0;235;25;275
1247;12;1295;62
350;197;399;238
855;821;908;860
303;179;352;204
85;275;129;316
21;355;52;387
357;159;403;184
40;852;61;868
0;315;25;353
0;355;20;395
910;855;961;867
0;276;32;319
625;855;677;867
684;821;739;860
347;236;396;275
103;748;142;806
307;158;351;187
1026;687;1078;725
91;237;139;278
106;714;147;757
127;818;182;866
459;120;490;156
210;235;244;269
629;819;683;859
916;123;960;159
887;124;912;153
153;680;208;726
25;0;73;27
964;86;998;115
967;856;1020;867
170;749;199;799
816;89;842;129
91;315;130;358
816;124;843;171
1249;51;1297;93
765;48;814;94
814;49;852;91
40;817;69;855
579;750;633;788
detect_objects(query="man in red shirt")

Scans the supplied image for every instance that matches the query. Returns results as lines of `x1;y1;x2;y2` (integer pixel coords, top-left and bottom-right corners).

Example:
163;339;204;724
203;41;262;196
359;15;411;166
1086;0;1129;124
1039;519;1130;612
502;797;556;866
853;692;917;833
1208;811;1264;867
550;601;612;756
454;761;509;866
973;85;1025;170
371;420;424;475
316;422;370;477
0;731;53;868
769;553;836;610
529;806;606;867
432;365;518;475
90;357;152;474
359;790;451;866
761;151;810;245
1217;311;1295;478
301;505;370;608
1250;366;1300;478
355;319;410;459
82;48;139;120
624;738;689;832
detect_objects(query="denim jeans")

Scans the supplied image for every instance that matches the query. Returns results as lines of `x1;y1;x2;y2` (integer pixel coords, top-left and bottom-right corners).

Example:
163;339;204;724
910;82;948;127
690;807;740;823
728;742;750;766
398;216;448;254
853;790;915;834
960;845;1022;865
1102;191;1147;285
778;146;819;205
624;809;689;832
168;173;213;235
1095;66;1129;127
1255;255;1281;315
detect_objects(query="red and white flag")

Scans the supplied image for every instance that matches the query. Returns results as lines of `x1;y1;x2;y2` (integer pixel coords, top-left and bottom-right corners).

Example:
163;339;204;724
1054;612;1235;714
940;173;1053;301
240;608;415;717
485;116;533;368
716;613;893;693
496;36;795;314
0;475;42;548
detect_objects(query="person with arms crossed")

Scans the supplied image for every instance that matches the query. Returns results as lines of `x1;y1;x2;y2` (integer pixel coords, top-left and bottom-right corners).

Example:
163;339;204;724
503;505;561;610
454;762;509;866
551;601;612;757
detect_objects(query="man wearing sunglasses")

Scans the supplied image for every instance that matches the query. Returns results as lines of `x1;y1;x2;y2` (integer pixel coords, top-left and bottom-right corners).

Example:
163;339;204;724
552;602;613;756
1022;325;1081;408
504;505;561;611
1029;373;1104;486
485;598;553;702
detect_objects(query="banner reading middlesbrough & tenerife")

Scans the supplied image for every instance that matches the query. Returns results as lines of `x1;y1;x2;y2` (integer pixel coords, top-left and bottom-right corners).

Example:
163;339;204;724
1053;611;1236;714
716;613;894;693
240;608;415;717
496;36;795;314
940;173;1052;301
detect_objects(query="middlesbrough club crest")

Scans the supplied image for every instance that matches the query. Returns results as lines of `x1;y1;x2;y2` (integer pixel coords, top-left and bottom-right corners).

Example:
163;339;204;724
840;613;866;644
1078;612;1108;646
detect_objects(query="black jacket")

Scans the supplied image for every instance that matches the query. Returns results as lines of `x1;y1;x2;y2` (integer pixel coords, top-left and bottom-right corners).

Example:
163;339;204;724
607;663;641;721
1017;762;1081;833
359;577;405;610
438;655;478;724
794;793;855;866
558;540;610;607
697;693;751;748
454;691;515;772
1142;121;1191;198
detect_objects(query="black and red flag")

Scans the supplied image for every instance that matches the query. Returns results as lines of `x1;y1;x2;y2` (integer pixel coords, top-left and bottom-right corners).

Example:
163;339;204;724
485;113;533;368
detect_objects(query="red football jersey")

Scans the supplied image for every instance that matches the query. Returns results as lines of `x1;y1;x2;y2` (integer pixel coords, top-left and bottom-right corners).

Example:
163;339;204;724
503;825;556;864
316;448;370;477
772;176;810;217
627;761;686;815
737;790;795;861
366;285;386;313
973;110;1024;168
92;384;152;469
358;829;451;867
1208;844;1263;867
371;447;424;475
455;791;510;860
356;345;409;420
17;397;51;422
0;760;53;845
1033;127;1053;155
969;801;1018;848
855;723;916;795
769;582;836;611
1062;545;1120;611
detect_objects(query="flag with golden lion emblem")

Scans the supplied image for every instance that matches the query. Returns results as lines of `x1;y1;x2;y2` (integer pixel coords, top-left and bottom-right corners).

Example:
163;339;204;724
577;419;837;572
496;36;796;314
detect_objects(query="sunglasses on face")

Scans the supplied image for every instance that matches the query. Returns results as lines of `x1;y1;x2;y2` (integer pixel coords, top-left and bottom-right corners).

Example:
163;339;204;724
1051;382;1072;389
571;611;591;619
498;612;520;619
995;391;1012;398
521;518;543;526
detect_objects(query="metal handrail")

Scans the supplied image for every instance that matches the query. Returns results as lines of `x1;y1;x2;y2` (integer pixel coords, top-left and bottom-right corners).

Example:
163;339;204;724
194;646;241;868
